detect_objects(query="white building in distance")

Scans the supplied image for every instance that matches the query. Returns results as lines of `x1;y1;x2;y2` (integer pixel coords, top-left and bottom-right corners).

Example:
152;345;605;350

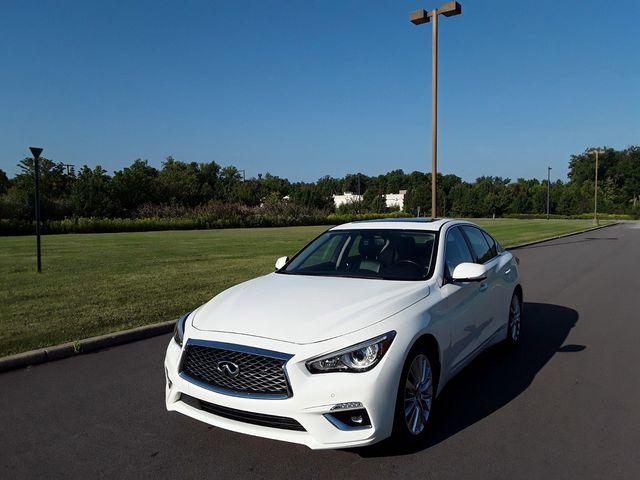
332;190;407;211
385;190;407;210
332;192;363;208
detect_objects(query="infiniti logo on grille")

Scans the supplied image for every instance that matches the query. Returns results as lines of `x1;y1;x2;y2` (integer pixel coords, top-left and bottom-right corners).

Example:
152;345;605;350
217;360;240;378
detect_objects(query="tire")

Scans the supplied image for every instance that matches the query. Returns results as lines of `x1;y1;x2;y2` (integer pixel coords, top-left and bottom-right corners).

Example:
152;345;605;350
505;291;523;346
392;344;437;444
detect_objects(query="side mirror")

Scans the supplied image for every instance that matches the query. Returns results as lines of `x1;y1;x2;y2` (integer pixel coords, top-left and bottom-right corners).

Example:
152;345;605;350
275;256;289;271
451;262;487;282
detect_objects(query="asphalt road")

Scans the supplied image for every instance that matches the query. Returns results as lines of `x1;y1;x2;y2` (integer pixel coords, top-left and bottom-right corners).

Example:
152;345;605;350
2;223;639;479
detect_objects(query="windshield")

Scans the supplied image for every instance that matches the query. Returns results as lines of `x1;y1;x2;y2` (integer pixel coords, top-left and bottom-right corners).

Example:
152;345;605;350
280;229;437;281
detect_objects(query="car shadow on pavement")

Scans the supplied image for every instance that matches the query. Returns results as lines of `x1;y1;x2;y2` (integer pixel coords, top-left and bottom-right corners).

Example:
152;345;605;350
352;302;581;458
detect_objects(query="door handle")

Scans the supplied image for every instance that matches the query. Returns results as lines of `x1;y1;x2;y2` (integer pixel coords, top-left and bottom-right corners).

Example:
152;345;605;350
504;268;511;275
479;282;489;292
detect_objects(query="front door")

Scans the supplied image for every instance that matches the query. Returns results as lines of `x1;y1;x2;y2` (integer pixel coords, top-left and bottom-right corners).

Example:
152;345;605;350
436;226;490;372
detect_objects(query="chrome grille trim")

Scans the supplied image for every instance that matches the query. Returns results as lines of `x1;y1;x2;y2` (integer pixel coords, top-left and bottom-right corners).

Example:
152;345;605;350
179;339;294;399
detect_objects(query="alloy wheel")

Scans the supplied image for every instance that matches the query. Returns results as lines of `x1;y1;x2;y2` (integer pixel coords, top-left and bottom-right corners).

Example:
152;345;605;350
403;354;433;435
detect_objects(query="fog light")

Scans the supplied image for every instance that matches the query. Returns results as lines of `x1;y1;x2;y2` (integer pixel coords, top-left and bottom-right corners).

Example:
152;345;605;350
350;415;363;425
324;408;372;430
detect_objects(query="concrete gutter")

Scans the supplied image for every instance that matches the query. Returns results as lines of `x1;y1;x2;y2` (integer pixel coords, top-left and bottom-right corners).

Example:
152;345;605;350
0;320;175;373
506;221;619;250
0;221;621;374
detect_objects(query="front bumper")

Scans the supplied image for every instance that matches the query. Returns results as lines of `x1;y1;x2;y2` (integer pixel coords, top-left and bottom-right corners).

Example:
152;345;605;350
164;329;405;450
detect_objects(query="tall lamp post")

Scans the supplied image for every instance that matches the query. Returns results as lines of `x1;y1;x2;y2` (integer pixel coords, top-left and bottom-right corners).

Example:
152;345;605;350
29;147;44;273
410;1;462;219
546;166;552;220
588;149;605;226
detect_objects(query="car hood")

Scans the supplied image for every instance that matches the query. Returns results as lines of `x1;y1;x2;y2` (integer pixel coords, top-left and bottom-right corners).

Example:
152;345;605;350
192;273;430;344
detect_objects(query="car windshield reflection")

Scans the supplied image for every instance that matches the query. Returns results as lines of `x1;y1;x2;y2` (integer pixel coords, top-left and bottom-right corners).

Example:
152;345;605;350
279;230;437;281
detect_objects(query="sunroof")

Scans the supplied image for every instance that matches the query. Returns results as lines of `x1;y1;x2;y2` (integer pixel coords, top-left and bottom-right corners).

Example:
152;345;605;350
353;217;439;223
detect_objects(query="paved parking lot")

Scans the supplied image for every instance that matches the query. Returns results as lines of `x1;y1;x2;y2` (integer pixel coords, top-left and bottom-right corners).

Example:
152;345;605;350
1;223;639;479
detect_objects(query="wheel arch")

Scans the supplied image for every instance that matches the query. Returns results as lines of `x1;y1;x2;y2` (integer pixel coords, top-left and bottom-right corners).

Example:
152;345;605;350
408;333;442;393
514;284;523;304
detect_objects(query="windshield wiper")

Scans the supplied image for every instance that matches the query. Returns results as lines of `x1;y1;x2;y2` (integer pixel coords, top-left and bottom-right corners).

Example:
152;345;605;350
277;271;386;280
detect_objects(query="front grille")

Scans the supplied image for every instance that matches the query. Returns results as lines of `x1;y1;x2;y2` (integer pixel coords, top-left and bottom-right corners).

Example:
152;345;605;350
180;394;305;432
180;340;292;398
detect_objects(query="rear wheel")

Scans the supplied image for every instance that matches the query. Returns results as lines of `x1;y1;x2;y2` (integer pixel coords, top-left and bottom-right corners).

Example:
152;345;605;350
505;292;522;346
393;346;436;443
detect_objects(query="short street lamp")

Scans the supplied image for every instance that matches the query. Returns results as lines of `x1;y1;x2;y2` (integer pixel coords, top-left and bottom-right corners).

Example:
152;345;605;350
29;147;44;273
410;1;462;218
588;149;605;225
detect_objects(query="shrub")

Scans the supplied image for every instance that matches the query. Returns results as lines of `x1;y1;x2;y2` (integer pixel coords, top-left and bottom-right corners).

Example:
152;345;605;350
0;201;330;235
503;212;635;220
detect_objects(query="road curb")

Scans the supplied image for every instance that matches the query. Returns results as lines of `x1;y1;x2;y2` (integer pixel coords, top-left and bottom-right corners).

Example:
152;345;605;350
0;320;175;373
506;221;619;250
0;221;621;374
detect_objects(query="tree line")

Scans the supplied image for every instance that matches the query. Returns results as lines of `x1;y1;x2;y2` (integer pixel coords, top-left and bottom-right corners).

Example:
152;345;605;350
1;146;638;224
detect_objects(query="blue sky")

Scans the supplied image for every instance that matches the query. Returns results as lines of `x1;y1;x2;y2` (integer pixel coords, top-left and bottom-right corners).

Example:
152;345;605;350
1;0;638;182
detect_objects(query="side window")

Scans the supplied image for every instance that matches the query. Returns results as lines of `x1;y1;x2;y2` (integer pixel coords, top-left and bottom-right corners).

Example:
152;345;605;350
481;231;499;258
444;227;474;279
461;226;494;264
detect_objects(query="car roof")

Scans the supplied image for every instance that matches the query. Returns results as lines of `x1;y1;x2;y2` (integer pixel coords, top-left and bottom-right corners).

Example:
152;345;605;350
330;218;473;232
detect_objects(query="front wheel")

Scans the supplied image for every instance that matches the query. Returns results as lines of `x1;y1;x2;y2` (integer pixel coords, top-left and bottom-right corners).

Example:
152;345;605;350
393;346;436;443
505;292;522;346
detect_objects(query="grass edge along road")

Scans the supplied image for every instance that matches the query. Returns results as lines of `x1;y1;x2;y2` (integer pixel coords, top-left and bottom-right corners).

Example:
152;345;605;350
0;219;609;357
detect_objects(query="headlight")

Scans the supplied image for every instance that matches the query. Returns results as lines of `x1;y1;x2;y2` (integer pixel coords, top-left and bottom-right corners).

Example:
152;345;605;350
173;312;191;347
306;331;396;373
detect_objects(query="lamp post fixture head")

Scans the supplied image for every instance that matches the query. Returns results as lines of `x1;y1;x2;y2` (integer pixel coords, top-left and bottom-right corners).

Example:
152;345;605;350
410;9;430;25
410;2;461;24
29;147;43;160
439;1;462;17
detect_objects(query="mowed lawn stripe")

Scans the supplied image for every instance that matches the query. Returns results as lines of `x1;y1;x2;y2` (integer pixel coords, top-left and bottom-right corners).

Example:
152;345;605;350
0;219;602;356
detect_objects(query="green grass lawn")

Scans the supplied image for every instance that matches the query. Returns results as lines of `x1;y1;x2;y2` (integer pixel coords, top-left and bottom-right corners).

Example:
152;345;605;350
0;219;604;357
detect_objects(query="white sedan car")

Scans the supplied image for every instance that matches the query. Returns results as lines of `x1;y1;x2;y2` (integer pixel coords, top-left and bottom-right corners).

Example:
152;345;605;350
164;218;522;449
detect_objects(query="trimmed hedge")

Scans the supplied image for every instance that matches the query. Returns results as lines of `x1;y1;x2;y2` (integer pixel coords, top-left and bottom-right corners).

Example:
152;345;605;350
0;212;406;235
1;209;634;236
503;212;635;220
